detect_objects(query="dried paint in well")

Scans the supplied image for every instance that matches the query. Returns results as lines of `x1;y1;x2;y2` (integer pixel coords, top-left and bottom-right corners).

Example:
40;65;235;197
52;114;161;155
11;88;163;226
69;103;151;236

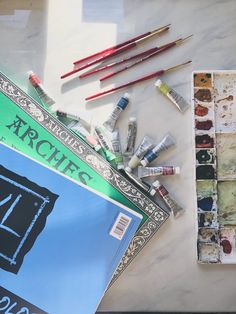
216;133;236;180
198;212;218;228
196;180;217;198
218;181;236;226
220;228;236;263
198;228;219;243
195;119;214;131
195;134;214;148
196;149;215;164
196;165;216;180
198;243;220;263
194;73;212;88
194;88;213;103
198;196;216;212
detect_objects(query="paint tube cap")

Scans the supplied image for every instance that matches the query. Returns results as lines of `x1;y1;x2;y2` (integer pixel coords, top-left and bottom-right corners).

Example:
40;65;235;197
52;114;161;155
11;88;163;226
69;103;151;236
128;155;140;169
175;166;180;174
150;189;157;197
117;164;125;170
129;116;136;122
152;180;161;189
140;159;148;167
125;166;132;173
155;79;163;88
117;93;130;109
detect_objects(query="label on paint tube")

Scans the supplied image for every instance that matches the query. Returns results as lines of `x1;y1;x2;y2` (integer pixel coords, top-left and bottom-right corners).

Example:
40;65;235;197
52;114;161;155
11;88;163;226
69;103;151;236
155;79;190;113
138;166;180;178
141;134;175;167
127;135;154;172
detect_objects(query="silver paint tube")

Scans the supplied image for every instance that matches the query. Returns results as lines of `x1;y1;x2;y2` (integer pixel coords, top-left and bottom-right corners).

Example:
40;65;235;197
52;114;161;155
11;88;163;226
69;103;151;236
124;117;137;156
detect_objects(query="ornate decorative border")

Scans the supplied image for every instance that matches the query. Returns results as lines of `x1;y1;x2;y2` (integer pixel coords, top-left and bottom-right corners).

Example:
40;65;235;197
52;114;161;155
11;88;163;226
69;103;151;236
0;71;169;284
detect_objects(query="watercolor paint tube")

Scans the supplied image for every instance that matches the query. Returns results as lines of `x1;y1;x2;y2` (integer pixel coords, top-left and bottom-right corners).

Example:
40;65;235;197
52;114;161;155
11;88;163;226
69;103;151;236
67;120;100;149
138;166;180;178
125;135;154;172
155;79;190;112
69;121;116;162
103;93;130;132
94;126;115;152
124;117;137;156
124;169;156;195
56;110;92;129
111;129;124;170
28;71;55;107
151;180;184;217
140;134;175;167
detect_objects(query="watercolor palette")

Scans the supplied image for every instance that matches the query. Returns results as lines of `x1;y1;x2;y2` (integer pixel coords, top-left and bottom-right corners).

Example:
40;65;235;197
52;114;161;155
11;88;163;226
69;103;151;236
193;71;236;264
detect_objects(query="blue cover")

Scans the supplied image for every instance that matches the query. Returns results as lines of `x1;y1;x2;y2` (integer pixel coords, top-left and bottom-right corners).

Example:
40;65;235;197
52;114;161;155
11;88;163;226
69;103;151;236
0;143;142;314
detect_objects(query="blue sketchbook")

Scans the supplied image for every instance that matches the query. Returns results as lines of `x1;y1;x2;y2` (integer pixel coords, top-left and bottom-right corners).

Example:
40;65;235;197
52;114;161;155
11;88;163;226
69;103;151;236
0;143;142;314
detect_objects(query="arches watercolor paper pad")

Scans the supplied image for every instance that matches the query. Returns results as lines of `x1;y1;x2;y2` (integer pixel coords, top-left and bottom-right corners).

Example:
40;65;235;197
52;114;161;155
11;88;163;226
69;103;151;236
0;70;169;285
0;143;142;314
193;71;236;264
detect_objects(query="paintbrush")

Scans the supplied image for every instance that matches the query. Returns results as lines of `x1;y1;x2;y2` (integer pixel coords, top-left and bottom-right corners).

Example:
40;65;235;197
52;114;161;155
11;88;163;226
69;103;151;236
73;24;171;65
61;25;170;79
79;48;156;78
85;61;192;101
80;36;192;79
100;35;193;81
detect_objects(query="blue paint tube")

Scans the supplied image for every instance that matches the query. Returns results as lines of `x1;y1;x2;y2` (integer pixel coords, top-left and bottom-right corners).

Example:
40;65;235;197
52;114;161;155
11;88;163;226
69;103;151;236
140;134;175;167
125;135;154;172
103;93;130;132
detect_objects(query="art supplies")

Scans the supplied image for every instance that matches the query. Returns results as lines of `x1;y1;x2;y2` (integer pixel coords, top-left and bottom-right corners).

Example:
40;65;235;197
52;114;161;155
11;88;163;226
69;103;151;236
81;36;192;79
100;36;192;81
124;117;137;157
28;70;55;107
155;79;190;112
85;61;192;100
140;134;176;167
151;180;184;217
193;71;236;264
73;24;171;65
61;25;170;79
138;166;180;178
103;93;130;132
0;143;142;314
126;136;154;172
0;70;169;284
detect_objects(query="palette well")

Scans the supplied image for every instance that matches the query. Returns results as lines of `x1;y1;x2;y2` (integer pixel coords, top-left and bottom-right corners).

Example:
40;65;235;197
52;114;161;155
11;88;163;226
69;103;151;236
193;71;236;264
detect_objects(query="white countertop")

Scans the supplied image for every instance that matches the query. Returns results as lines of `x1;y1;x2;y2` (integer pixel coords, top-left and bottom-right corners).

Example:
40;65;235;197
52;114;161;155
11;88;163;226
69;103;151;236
1;0;236;312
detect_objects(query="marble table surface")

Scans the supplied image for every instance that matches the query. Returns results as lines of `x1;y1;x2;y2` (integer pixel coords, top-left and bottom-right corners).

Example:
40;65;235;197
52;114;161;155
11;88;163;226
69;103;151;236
1;0;236;312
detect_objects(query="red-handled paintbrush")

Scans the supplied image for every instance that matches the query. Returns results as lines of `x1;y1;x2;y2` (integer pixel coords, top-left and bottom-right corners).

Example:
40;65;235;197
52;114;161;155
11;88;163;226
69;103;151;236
61;24;170;79
85;61;192;101
73;24;171;65
100;35;193;81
